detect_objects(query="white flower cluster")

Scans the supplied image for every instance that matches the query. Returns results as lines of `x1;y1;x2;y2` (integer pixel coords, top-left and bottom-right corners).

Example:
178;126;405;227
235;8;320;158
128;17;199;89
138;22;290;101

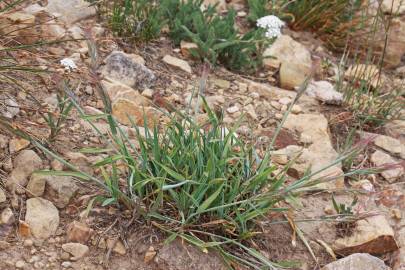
256;15;285;38
60;58;77;71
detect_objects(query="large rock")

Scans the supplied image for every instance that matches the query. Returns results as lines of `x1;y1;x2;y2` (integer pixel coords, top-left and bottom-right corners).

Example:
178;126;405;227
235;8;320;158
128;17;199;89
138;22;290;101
321;253;391;270
333;215;399;255
263;35;312;89
370;150;404;182
44;175;78;208
7;150;42;192
45;0;96;25
306;80;343;105
284;114;344;188
155;239;227;270
101;51;156;90
25;198;59;239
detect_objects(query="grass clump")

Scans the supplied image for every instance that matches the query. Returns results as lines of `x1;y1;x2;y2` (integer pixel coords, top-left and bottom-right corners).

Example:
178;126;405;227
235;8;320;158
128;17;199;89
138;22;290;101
88;0;165;42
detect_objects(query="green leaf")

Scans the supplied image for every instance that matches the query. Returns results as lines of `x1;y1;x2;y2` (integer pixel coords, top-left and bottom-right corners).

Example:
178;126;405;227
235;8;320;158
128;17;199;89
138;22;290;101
196;185;223;214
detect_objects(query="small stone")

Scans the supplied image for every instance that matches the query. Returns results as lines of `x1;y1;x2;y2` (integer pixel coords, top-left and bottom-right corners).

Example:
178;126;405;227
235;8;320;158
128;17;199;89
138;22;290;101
270;101;282;110
9;138;30;153
66;221;93;243
0;207;14;225
84;85;93;95
60;251;70;260
144;246;156;263
26;173;46;197
237;82;248;92
19;220;31;238
62;243;89;261
23;239;34;247
61;261;72;268
391;209;402;220
8;150;42;192
275;113;283;120
306;80;343;105
291;105;302;114
50;159;64;171
180;40;198;58
213;78;230;89
141;88;154;99
0;240;10;250
162;55;192;73
278;97;291;105
324;206;334;215
44;175;78;208
0;95;20;118
321;253;391;270
15;260;26;269
25;198;59;239
226;105;239;114
370;150;404;182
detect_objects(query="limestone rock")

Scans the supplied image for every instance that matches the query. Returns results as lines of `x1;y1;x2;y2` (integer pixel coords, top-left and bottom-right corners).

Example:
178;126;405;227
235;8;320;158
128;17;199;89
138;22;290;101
8;150;42;192
25;198;59;239
374;135;405;159
45;0;96;25
62;243;89;261
163;55;192;74
333;215;399;255
321;253;391;270
44;175;78;208
263;35;312;89
26;173;47;197
370;151;404;183
67;221;93;243
306;80;343;105
101;51;156;89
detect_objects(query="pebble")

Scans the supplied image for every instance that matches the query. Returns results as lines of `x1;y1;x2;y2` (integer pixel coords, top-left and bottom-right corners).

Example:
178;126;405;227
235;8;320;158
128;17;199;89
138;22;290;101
226;105;239;114
15;260;26;269
275;113;283;120
23;239;34;247
61;261;72;268
270;101;282;110
291;105;302;114
278;97;291;105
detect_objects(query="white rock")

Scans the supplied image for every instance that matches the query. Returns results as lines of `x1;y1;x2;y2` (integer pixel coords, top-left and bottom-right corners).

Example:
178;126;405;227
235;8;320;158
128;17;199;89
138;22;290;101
163;55;192;74
0;95;19;118
226;105;239;114
322;253;391;270
370;150;404;182
374;134;405;159
45;0;96;25
306;80;343;105
25;198;59;239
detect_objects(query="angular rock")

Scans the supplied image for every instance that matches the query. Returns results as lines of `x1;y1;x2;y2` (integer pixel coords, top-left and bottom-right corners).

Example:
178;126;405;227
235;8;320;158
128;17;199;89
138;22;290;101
25;198;59;239
65;152;92;175
155;239;227;270
0;208;14;225
45;0;96;25
163;55;192;74
62;243;89;261
67;221;93;243
112;98;159;127
333;215;399;255
0;95;19;119
370;150;404;183
321;253;391;270
9;138;30;153
7;150;42;192
26;173;47;197
263;35;312;89
44;175;78;208
101;51;155;90
384;120;405;144
306;80;343;105
180;40;198;58
374;135;405;159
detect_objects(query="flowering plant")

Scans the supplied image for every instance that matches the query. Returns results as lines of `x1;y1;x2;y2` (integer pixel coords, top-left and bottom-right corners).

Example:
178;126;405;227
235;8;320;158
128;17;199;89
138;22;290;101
256;15;285;38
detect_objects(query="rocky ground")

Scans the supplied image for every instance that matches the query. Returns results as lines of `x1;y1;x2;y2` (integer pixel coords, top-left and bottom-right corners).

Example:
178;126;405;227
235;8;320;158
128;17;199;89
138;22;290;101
0;0;404;269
